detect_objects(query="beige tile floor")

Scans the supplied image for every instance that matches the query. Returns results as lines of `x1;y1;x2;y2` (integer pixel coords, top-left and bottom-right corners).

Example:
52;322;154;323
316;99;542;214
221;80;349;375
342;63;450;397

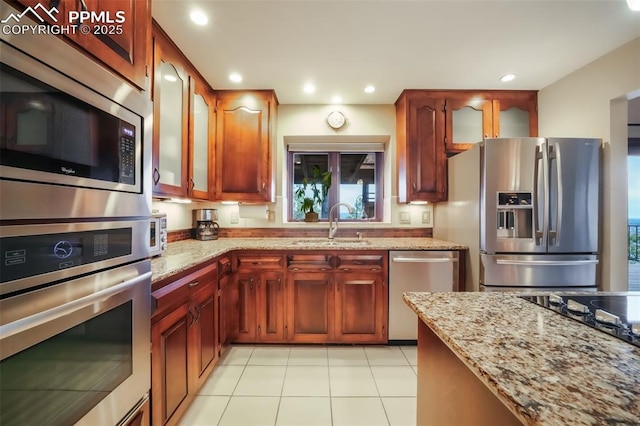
179;345;418;426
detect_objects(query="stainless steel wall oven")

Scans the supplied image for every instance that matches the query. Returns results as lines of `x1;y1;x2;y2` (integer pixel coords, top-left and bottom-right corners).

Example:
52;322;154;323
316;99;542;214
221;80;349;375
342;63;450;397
0;221;151;426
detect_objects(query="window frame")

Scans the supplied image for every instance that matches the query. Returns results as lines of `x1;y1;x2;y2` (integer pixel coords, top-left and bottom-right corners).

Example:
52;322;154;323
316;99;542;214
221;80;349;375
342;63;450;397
287;150;384;222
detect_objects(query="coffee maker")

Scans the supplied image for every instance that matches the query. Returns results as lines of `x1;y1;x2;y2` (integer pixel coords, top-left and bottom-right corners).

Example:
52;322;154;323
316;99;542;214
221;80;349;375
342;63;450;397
192;209;219;240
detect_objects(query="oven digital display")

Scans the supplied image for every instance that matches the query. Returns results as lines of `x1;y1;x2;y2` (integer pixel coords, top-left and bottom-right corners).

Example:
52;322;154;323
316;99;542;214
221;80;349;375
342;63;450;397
0;228;132;284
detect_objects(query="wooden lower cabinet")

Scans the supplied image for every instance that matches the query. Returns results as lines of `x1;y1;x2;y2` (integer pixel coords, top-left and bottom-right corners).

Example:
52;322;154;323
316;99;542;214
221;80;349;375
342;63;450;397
218;258;236;355
335;272;387;342
151;303;189;425
234;270;286;343
287;272;335;342
151;262;218;426
285;251;388;344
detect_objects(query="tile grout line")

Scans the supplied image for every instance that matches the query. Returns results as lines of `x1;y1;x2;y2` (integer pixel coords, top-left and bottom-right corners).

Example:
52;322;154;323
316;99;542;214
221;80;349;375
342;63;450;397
364;347;392;426
217;346;254;426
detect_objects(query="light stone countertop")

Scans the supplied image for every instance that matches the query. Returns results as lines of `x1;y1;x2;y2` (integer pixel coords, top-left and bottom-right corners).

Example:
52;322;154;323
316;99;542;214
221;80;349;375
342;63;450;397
403;291;640;426
151;237;466;284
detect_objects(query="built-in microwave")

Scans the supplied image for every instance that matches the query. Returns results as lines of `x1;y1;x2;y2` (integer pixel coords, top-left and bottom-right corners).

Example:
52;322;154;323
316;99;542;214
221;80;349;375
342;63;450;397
0;32;151;221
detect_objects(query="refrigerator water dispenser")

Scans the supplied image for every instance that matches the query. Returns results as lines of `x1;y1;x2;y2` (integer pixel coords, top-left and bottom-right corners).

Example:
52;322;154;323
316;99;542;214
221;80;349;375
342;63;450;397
496;192;533;239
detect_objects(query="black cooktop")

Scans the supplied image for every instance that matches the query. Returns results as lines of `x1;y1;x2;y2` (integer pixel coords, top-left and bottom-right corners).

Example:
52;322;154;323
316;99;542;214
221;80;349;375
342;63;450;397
519;294;640;348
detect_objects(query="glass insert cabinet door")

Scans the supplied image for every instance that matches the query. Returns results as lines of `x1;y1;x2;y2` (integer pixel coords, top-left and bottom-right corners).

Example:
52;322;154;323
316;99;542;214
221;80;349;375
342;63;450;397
446;98;493;152
446;96;536;152
191;92;209;194
156;60;188;192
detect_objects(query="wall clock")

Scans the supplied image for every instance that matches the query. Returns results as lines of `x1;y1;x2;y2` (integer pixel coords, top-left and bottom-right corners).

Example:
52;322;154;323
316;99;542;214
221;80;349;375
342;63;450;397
327;111;346;129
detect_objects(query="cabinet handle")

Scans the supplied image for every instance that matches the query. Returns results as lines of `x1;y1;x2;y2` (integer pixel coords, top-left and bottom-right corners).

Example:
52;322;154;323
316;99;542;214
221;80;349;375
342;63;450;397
342;268;351;271
370;268;379;271
153;168;161;185
188;280;199;288
495;134;499;138
319;268;328;271
412;182;417;192
262;182;266;190
190;177;195;189
249;278;253;291
278;277;281;291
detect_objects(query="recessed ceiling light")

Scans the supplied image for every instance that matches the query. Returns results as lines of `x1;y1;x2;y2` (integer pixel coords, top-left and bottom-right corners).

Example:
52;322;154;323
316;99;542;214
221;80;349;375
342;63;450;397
229;72;242;83
500;74;516;82
627;0;640;11
163;74;177;82
190;9;208;26
364;85;375;93
303;83;316;94
332;95;343;104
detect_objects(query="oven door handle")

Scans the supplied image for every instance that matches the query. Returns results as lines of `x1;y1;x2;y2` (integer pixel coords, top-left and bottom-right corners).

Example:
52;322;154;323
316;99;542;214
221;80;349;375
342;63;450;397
0;271;152;340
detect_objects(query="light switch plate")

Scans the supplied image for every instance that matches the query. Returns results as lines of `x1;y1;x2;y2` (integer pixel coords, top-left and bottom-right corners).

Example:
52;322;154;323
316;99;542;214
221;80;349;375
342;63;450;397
230;211;239;224
399;211;411;224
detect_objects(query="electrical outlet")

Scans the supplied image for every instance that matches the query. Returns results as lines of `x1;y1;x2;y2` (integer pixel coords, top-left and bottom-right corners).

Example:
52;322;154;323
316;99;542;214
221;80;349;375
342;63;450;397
268;210;275;221
399;211;411;224
422;211;431;224
230;212;239;224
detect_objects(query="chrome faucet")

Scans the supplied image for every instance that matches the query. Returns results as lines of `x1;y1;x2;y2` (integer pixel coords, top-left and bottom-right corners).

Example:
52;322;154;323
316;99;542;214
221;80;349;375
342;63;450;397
328;202;354;239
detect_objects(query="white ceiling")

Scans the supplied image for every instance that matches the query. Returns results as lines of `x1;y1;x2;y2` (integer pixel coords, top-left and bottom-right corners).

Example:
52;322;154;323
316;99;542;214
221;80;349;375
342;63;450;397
152;0;640;105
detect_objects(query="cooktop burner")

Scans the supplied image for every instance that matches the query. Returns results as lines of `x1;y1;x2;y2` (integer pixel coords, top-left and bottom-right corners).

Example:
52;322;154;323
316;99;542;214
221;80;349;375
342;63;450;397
519;294;640;348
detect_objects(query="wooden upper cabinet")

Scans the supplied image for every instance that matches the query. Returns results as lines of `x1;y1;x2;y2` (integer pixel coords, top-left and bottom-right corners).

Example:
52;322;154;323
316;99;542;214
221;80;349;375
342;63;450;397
188;75;216;200
152;27;189;197
152;23;216;200
445;97;493;152
215;90;277;202
396;91;447;203
14;0;151;89
492;92;538;139
444;90;538;153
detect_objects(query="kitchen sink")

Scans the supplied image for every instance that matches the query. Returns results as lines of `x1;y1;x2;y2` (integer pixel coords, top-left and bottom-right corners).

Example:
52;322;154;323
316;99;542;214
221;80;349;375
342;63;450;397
291;239;371;246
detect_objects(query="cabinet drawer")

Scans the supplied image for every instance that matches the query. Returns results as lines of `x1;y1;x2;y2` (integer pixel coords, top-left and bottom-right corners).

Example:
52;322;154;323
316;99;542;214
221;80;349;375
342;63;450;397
287;254;332;271
236;255;284;270
152;262;217;319
218;256;232;278
336;253;385;272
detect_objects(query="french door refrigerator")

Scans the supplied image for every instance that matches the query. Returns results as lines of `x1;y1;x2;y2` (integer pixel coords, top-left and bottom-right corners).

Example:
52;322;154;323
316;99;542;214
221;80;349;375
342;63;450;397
480;137;601;291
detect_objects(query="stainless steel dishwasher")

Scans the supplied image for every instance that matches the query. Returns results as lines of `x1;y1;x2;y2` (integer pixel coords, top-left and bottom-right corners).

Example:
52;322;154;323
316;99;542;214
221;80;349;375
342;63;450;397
389;251;459;341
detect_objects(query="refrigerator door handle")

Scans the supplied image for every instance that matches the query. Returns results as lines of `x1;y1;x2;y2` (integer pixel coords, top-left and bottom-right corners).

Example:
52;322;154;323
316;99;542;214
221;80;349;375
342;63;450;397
533;144;547;246
548;143;563;246
495;259;599;266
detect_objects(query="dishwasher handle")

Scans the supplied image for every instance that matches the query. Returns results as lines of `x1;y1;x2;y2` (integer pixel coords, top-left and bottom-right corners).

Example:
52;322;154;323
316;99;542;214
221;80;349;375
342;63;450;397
391;257;454;264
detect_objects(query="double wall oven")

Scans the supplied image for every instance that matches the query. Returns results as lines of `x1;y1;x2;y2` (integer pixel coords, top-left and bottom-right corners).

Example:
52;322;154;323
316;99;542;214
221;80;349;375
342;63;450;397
1;5;153;425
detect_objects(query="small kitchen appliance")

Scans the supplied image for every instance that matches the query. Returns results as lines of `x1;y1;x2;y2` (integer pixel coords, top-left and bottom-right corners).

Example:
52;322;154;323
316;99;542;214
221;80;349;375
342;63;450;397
150;212;167;257
520;293;640;348
193;209;219;240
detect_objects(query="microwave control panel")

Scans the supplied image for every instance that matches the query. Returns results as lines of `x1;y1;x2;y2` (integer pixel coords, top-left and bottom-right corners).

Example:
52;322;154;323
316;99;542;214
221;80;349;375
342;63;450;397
118;123;136;185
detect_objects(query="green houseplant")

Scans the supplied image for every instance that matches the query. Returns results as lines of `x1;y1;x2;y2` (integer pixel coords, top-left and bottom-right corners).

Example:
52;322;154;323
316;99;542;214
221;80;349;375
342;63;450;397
295;165;332;222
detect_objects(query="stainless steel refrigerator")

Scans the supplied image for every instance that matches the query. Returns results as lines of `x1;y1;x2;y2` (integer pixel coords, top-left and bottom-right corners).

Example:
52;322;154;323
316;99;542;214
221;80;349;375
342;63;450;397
434;137;601;292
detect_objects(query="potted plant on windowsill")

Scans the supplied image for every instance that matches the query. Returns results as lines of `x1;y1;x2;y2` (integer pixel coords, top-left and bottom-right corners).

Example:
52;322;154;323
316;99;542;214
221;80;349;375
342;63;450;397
295;165;332;222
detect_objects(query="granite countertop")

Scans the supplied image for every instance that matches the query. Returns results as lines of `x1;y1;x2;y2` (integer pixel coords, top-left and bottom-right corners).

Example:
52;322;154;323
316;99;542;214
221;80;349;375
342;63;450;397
151;237;465;284
403;292;640;426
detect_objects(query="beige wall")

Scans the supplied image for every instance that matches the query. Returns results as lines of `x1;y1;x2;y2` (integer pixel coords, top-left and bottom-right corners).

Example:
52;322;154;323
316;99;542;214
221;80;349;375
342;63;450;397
538;37;640;291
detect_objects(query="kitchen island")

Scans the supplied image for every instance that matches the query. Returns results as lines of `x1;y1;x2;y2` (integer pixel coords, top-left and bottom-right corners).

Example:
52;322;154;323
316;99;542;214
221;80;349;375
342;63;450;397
403;292;640;425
